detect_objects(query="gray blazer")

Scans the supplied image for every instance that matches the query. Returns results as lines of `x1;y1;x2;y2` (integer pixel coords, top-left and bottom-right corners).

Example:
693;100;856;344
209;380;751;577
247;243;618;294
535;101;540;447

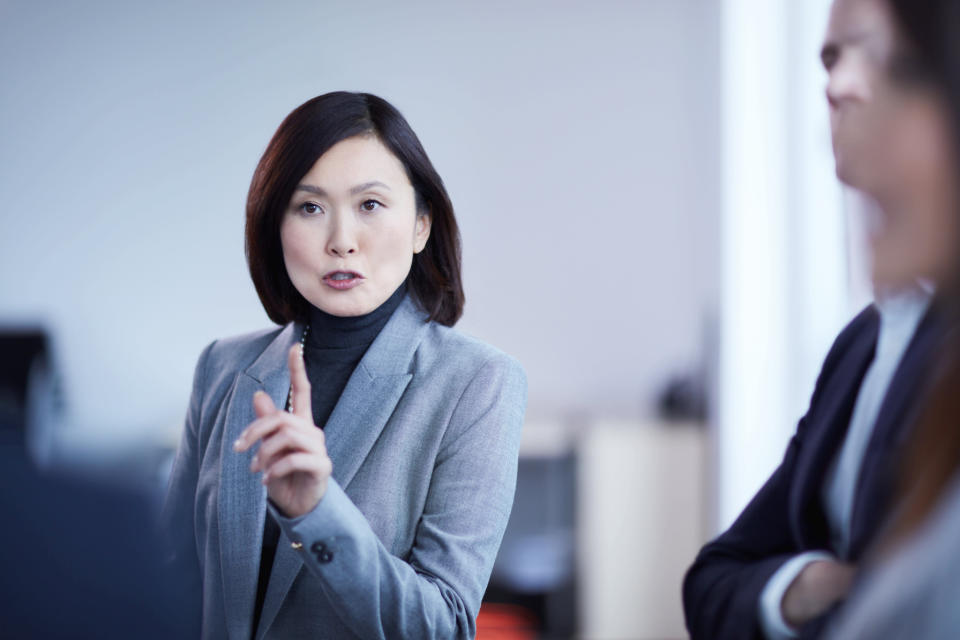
163;296;527;639
825;471;960;640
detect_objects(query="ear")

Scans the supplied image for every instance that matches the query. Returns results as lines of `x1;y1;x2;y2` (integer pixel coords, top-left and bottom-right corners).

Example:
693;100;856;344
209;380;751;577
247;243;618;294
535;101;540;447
413;211;432;254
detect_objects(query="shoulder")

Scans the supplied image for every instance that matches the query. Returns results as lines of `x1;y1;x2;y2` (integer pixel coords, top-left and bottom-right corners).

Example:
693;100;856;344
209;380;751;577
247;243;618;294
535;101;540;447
797;304;878;424
836;304;879;344
820;304;879;372
203;325;286;371
411;324;527;451
191;324;289;402
415;322;526;389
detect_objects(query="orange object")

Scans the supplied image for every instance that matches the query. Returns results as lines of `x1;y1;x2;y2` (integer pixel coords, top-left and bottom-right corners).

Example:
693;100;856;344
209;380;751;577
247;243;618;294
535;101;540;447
475;603;539;640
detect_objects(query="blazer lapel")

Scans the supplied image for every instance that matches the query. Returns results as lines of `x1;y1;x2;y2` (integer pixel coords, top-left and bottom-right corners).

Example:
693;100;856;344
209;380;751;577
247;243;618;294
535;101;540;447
790;310;879;547
218;323;301;640
323;295;429;488
849;304;944;556
254;297;430;637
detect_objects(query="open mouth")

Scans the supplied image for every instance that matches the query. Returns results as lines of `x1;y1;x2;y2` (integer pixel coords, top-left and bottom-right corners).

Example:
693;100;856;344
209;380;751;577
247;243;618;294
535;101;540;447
322;270;364;290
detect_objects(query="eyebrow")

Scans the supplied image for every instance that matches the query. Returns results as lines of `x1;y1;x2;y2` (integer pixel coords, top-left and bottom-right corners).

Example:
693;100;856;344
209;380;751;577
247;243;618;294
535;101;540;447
294;181;392;197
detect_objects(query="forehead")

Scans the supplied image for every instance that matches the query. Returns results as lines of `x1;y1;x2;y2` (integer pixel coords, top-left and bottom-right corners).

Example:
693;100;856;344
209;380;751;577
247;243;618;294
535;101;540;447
301;134;410;188
825;0;896;50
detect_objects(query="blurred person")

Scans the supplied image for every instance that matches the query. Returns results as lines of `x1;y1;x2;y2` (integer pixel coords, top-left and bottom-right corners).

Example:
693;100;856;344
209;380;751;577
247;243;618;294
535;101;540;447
683;0;958;638
0;332;199;638
824;0;960;637
0;449;201;638
162;92;527;639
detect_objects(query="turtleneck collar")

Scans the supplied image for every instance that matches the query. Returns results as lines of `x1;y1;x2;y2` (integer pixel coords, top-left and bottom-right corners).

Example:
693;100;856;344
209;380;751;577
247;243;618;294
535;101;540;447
305;283;407;350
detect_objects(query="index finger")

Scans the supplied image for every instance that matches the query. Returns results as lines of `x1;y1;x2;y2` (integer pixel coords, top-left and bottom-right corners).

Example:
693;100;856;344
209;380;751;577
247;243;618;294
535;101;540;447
288;343;312;420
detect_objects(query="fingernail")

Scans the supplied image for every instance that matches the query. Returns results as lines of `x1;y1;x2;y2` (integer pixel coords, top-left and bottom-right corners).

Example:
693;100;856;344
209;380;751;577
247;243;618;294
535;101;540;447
233;438;243;451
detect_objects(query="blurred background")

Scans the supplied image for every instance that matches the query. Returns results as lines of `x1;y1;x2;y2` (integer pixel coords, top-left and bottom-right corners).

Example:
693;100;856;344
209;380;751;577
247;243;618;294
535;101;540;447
0;0;875;637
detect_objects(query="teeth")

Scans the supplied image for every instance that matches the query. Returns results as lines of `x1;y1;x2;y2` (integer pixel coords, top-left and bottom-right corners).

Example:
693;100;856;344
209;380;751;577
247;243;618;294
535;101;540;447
330;273;353;281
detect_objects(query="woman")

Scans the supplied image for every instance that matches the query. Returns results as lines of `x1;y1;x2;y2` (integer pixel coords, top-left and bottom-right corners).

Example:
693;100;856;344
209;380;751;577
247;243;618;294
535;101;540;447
683;1;956;637
163;92;527;639
821;0;960;637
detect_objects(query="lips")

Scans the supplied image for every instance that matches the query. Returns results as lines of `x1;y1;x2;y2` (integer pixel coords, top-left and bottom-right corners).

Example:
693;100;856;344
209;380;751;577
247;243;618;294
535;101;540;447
322;270;364;291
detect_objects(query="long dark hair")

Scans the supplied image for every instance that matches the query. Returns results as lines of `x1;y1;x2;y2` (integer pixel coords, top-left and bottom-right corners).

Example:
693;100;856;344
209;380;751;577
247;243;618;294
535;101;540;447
884;0;960;540
245;92;465;326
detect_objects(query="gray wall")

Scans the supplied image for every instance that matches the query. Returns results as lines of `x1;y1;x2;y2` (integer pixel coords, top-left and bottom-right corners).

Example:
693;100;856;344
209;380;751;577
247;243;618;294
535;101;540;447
0;0;719;445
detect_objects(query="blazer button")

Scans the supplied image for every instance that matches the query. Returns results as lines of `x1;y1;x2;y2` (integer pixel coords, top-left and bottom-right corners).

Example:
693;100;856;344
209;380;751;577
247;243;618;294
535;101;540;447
310;541;333;564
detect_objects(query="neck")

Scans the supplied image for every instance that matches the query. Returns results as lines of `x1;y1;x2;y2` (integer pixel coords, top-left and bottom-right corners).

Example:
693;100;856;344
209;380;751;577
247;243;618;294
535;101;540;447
305;283;407;350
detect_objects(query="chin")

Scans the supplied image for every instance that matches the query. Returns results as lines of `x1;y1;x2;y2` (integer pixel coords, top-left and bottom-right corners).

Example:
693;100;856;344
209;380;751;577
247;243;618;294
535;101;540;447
325;302;369;317
834;155;859;188
870;255;923;291
309;294;364;318
832;143;869;189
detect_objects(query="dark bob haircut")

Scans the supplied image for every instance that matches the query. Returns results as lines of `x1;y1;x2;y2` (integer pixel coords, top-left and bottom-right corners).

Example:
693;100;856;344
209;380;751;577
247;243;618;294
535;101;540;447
245;91;464;326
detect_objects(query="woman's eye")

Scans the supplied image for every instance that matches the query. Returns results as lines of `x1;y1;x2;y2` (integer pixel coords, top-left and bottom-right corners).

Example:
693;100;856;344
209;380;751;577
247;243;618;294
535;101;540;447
299;202;322;215
360;199;382;212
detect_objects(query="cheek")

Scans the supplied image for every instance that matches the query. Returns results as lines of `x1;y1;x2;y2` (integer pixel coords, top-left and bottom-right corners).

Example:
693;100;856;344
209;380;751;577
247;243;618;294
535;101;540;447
902;113;957;237
367;219;417;268
832;108;887;188
910;190;959;280
280;219;313;273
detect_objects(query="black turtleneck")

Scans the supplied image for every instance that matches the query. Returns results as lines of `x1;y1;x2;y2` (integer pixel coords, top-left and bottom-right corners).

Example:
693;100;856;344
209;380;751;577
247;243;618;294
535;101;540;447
250;284;407;637
303;283;407;429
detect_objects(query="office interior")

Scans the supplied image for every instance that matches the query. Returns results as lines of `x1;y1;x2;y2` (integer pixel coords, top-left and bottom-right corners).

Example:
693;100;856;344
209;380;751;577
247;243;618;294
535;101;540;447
0;1;869;637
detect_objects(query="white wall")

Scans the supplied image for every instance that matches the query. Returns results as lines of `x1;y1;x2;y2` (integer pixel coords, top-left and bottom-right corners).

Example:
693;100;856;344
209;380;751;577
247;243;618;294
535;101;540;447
716;0;867;530
0;0;720;448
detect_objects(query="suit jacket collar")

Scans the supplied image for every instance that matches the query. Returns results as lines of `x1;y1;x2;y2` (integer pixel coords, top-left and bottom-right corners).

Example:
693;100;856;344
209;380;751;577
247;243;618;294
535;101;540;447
848;300;944;557
789;301;944;556
245;295;430;384
790;309;879;548
218;296;431;640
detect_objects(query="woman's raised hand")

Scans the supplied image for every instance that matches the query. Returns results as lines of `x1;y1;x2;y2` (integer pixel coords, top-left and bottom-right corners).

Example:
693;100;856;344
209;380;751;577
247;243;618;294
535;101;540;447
233;345;333;518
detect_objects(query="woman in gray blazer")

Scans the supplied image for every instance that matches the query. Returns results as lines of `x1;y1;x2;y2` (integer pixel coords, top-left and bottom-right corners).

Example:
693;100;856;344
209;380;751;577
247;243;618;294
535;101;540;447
163;92;527;640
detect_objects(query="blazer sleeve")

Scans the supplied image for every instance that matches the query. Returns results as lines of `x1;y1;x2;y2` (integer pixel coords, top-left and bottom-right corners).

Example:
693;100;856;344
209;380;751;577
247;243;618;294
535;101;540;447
682;310;873;640
161;340;216;620
270;353;528;640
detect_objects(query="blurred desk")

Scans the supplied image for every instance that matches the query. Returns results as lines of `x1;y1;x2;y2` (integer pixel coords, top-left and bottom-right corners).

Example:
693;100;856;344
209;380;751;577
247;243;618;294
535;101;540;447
578;419;707;640
488;419;707;639
487;420;578;637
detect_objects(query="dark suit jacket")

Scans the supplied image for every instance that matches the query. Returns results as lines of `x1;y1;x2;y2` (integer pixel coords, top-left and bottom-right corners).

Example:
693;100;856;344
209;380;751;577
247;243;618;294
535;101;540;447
683;303;943;640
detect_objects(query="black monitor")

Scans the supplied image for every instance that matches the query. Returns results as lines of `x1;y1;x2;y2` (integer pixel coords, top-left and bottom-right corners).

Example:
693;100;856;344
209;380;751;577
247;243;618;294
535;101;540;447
0;328;51;441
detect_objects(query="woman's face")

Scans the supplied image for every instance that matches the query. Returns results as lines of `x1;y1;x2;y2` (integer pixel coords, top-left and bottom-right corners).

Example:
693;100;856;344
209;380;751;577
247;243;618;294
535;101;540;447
825;0;959;288
280;134;431;317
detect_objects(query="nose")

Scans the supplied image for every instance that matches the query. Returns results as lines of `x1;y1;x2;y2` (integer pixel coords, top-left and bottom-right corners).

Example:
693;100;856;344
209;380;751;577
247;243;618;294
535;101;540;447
325;213;358;257
826;56;870;109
